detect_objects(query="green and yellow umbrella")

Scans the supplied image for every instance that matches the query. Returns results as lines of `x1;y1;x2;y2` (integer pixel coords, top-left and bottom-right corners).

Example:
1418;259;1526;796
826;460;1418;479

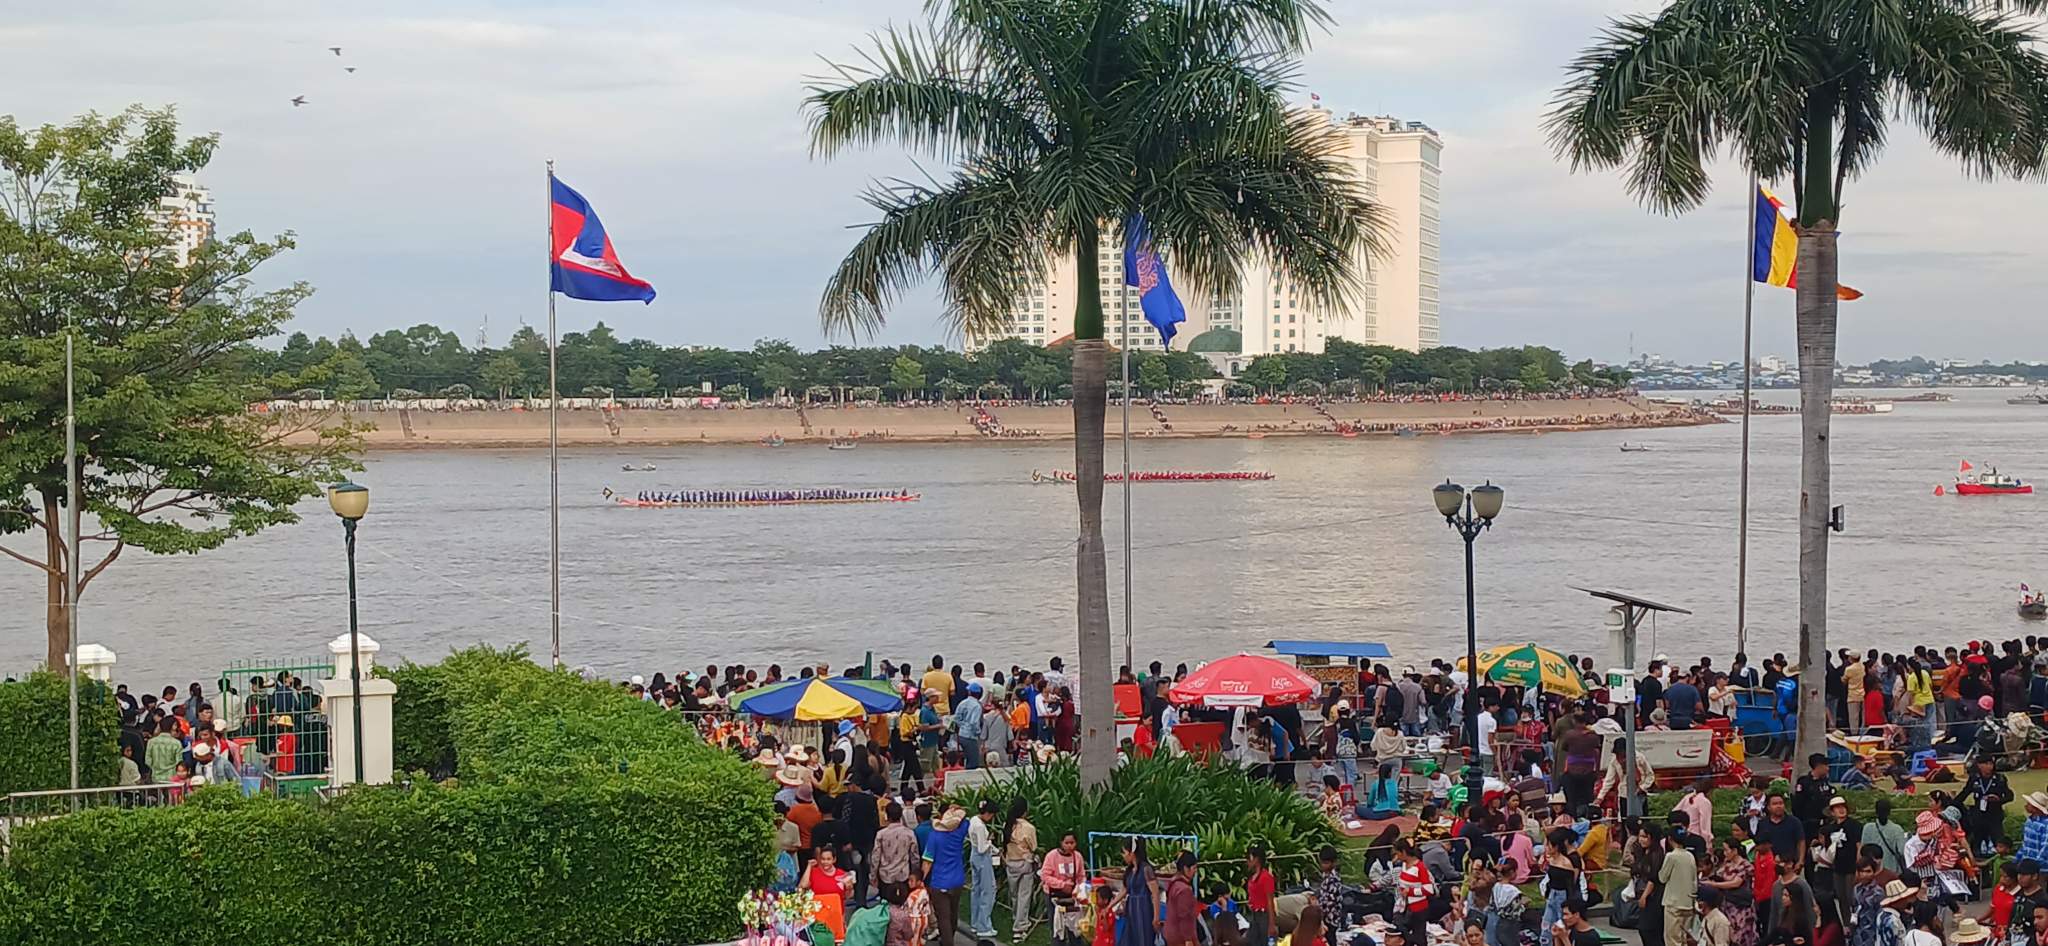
1458;642;1584;697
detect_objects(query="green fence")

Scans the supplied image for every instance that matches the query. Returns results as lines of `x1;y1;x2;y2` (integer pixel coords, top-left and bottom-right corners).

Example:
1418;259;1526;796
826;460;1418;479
214;658;335;778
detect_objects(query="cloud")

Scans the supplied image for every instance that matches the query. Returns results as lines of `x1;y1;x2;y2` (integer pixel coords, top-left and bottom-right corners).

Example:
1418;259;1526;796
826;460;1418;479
6;0;2047;359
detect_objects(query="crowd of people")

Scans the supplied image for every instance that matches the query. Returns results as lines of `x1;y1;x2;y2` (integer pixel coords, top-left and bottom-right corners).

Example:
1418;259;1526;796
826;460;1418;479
668;634;2048;946
93;674;329;798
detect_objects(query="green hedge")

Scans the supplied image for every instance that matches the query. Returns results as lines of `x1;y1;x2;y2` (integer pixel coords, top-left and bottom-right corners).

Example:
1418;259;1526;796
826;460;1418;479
0;646;775;945
948;753;1340;891
0;671;121;795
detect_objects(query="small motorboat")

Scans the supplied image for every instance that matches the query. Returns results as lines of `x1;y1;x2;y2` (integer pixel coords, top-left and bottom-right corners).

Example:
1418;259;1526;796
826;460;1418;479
1953;460;2032;495
827;441;857;451
760;435;786;448
1618;443;1651;453
621;463;657;472
2022;598;2047;621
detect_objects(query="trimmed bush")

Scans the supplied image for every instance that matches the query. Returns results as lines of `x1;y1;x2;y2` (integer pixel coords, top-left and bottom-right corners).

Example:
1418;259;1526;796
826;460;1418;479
0;671;121;794
0;646;775;945
948;753;1339;890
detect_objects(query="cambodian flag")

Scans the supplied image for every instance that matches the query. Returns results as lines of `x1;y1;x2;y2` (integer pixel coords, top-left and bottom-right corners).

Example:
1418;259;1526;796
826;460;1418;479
1123;213;1185;346
550;177;656;303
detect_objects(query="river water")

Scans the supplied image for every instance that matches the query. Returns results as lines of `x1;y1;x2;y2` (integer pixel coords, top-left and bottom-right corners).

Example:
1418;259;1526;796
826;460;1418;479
5;389;2042;686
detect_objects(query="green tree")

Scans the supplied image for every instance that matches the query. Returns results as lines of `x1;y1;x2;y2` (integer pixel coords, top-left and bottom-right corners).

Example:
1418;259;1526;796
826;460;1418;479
624;365;659;397
1020;358;1063;400
1241;356;1288;393
1137;359;1170;395
1517;363;1552;394
808;4;1385;784
0;106;361;669
1548;0;2048;760
479;353;525;400
888;354;927;399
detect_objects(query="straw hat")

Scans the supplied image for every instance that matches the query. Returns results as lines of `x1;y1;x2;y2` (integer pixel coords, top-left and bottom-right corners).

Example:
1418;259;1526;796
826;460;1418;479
1881;880;1920;906
784;744;817;765
775;764;807;787
2025;791;2048;814
753;749;781;768
1953;919;1990;944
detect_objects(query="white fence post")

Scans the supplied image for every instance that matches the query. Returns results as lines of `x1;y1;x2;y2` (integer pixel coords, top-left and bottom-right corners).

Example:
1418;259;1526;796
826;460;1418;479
317;634;398;786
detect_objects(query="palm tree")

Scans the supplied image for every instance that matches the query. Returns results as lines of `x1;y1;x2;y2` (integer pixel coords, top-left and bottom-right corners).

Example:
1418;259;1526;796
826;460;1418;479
809;0;1384;785
1547;0;2048;761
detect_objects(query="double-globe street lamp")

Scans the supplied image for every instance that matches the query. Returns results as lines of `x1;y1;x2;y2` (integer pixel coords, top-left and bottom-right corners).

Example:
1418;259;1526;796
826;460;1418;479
1433;479;1504;806
327;481;370;785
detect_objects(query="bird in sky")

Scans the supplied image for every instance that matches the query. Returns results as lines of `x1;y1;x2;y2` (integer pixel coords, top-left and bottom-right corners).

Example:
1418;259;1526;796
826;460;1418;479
290;95;307;107
328;46;342;56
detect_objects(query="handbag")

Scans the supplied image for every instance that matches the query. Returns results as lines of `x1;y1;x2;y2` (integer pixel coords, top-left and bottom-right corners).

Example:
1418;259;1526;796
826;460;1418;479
1610;883;1641;929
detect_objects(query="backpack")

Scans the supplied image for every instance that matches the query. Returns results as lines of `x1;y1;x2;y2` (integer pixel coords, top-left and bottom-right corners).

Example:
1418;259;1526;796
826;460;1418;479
843;903;891;946
1379;685;1405;723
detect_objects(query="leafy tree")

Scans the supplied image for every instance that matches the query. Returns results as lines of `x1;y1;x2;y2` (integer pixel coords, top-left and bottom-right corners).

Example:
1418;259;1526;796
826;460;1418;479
624;365;659;397
438;383;472;399
1020;359;1063;400
479;354;525;400
390;388;424;401
808;0;1383;786
0;106;362;669
850;385;883;403
715;383;749;401
934;376;970;401
1286;378;1324;396
1547;0;2048;761
1241;357;1288;393
888;355;927;399
1517;363;1552;394
1137;359;1170;395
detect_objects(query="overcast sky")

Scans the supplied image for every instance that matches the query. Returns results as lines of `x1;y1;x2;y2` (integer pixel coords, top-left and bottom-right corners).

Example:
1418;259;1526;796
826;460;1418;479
9;0;2047;364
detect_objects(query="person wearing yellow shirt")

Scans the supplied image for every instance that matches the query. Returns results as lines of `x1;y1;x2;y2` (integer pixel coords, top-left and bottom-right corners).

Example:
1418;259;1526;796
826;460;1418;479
921;656;954;714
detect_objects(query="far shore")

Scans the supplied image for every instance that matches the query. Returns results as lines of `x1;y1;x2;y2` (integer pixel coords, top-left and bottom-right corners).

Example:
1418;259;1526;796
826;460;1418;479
274;396;1722;450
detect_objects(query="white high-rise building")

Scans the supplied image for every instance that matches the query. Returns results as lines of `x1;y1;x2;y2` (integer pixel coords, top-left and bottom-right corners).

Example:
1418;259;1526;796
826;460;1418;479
964;101;1442;357
150;176;215;266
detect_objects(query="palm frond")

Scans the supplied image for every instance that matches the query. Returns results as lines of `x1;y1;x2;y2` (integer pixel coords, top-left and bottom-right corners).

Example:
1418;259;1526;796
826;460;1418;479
806;26;1051;162
819;166;1056;341
1892;5;2048;179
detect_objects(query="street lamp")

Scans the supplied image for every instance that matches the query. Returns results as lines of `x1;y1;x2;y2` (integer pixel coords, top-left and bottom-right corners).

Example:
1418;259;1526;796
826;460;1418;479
1434;479;1504;808
327;480;369;785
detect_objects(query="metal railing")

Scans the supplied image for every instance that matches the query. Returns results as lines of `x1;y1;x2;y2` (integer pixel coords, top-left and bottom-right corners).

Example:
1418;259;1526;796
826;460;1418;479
213;658;336;776
1;774;335;859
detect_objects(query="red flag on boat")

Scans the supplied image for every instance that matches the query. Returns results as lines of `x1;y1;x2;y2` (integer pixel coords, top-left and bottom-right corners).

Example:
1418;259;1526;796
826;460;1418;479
1962;459;1974;473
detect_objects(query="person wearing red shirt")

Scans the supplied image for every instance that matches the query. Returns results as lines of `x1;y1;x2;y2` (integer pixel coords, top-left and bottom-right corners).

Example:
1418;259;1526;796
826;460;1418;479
1244;846;1276;946
1395;840;1435;937
1162;852;1201;946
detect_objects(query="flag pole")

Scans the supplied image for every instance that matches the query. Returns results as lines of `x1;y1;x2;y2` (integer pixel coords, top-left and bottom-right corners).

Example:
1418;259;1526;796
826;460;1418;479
1737;173;1757;659
66;330;79;790
1120;268;1134;672
546;160;562;670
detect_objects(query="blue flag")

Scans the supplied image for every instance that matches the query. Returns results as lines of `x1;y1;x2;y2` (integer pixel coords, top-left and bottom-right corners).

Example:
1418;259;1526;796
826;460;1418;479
1123;213;1186;346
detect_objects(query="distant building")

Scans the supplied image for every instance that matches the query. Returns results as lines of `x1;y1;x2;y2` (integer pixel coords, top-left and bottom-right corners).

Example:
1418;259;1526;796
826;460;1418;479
965;100;1442;357
149;175;215;266
1757;354;1789;373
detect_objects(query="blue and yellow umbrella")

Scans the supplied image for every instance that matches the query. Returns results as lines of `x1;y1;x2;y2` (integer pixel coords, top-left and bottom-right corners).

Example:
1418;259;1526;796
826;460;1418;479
1458;642;1585;697
731;677;903;720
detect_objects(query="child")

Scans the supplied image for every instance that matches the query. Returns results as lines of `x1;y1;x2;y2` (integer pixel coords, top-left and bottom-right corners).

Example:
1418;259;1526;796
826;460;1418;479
1989;861;2018;942
1426;765;1452;808
1089;882;1118;946
936;749;964;792
1205;884;1243;946
1319;775;1346;819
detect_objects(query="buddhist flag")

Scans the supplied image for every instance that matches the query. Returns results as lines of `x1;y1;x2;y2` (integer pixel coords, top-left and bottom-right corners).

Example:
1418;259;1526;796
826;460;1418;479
1754;187;1862;300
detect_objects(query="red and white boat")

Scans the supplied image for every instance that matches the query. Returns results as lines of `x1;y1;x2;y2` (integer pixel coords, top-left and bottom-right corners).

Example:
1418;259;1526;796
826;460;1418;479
1953;459;2032;495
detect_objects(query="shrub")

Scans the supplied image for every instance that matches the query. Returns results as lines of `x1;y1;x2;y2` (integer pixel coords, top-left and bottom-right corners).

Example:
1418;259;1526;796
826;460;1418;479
0;647;775;945
947;753;1338;891
0;671;121;794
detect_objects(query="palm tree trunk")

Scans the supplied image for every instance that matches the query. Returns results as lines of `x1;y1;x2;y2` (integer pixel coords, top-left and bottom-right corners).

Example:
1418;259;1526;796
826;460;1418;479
1070;228;1115;789
1792;223;1839;765
42;489;68;671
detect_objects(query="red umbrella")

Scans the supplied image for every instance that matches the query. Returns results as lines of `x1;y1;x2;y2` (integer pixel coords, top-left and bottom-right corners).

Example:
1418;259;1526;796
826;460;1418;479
1168;653;1321;708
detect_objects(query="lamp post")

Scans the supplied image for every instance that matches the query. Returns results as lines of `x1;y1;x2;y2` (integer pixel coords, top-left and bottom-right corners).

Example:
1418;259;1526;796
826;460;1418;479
327;481;370;785
1434;479;1504;807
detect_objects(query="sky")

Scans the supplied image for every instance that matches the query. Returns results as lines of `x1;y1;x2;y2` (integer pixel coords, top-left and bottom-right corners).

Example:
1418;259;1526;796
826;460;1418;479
8;0;2048;365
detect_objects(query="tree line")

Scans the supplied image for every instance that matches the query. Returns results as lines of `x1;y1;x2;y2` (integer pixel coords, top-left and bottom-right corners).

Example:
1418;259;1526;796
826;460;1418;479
230;324;1629;402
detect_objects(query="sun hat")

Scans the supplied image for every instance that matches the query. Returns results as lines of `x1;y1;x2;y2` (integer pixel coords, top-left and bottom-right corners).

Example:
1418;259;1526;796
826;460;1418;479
753;749;781;768
1943;807;1963;826
1828;796;1848;810
273;714;294;729
629;675;645;686
2027;792;2048;814
838;720;855;736
1953;919;1990;944
775;765;807;787
192;742;214;759
1881;880;1919;906
1916;810;1941;836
